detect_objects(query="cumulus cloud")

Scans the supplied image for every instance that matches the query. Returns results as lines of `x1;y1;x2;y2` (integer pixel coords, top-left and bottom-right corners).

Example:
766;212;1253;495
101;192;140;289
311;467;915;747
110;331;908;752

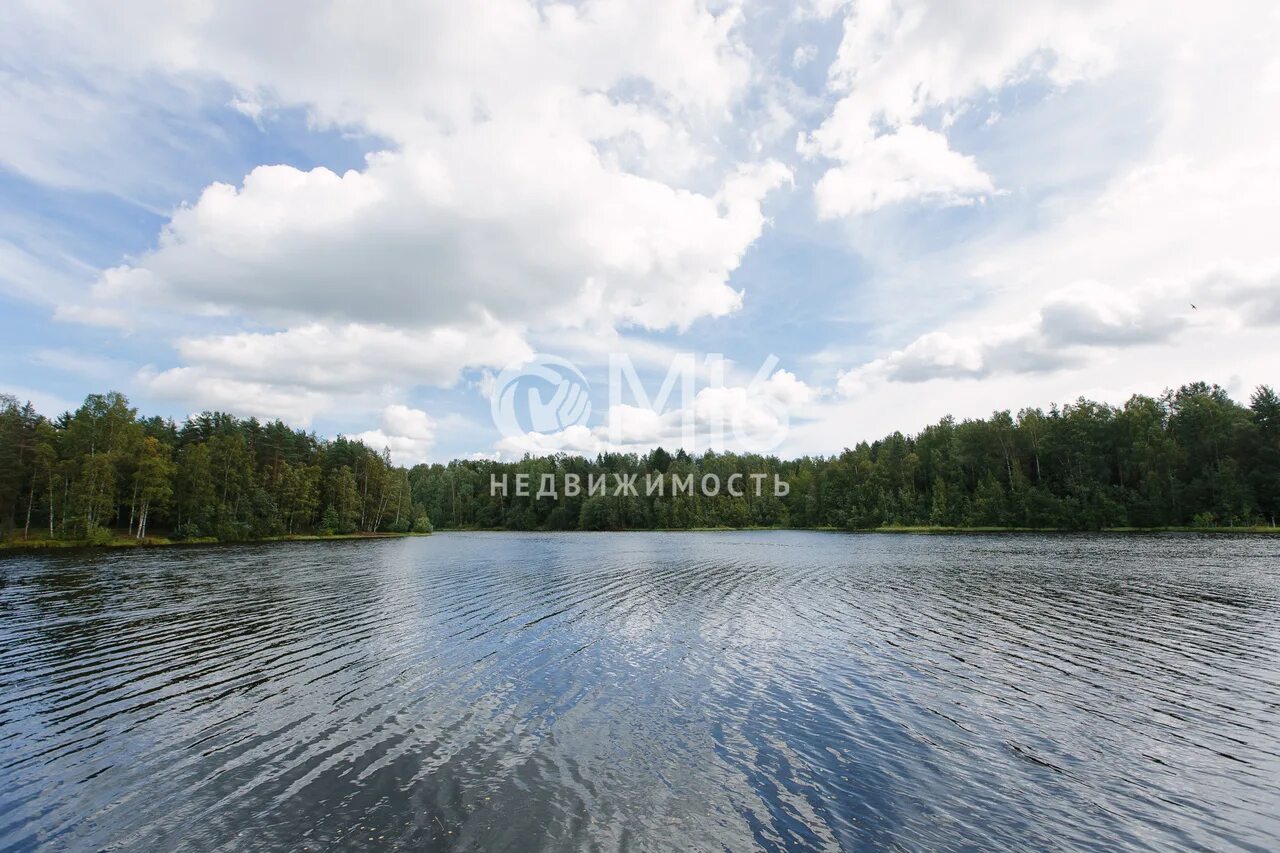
1037;285;1184;347
802;0;1126;216
136;319;533;427
171;321;533;392
141;367;332;426
1196;268;1280;328
8;0;1280;464
352;405;436;466
40;0;789;337
812;124;994;216
814;0;1280;448
12;0;790;429
835;265;1280;405
838;282;1187;391
88;153;788;335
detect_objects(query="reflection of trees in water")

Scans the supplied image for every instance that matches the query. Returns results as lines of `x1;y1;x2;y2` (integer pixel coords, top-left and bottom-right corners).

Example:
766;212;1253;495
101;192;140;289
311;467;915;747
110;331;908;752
2;533;1278;850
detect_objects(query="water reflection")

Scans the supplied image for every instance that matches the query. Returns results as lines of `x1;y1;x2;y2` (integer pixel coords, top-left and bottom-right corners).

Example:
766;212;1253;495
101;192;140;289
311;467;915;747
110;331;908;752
1;532;1278;850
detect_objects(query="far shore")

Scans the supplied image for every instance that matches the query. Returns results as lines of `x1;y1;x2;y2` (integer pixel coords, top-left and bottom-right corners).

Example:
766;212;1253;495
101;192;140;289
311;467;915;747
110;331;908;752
426;524;1278;534
4;525;1275;555
390;524;1280;535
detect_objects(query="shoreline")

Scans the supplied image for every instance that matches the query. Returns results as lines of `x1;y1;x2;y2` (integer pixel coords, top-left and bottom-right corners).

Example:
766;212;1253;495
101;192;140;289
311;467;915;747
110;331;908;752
431;525;1280;535
0;531;429;554
4;525;1275;554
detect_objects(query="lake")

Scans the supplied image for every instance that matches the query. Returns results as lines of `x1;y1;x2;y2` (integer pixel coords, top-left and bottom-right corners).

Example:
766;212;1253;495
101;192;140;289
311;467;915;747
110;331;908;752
1;531;1278;851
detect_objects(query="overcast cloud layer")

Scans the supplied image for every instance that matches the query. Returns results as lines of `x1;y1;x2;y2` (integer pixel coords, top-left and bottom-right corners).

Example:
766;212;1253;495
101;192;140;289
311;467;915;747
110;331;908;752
2;0;1278;463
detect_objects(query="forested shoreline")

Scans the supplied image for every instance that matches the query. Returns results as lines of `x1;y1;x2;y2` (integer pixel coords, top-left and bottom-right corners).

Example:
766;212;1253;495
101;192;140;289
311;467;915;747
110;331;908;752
2;380;1278;546
414;381;1279;532
0;392;429;547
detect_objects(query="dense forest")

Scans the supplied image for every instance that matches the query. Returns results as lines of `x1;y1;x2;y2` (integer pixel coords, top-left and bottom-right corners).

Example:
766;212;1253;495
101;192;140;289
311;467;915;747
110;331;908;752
2;380;1278;543
0;391;428;544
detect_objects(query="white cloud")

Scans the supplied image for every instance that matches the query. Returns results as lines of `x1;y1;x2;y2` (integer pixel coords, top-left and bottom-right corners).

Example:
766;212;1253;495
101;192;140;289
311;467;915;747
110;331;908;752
792;321;1280;457
837;281;1191;391
135;319;532;429
172;320;533;392
494;424;606;459
7;0;1280;464
0;385;77;419
9;0;790;436
141;367;332;426
352;404;436;466
29;0;790;335
792;45;818;69
812;124;994;216
818;1;1280;446
1201;268;1280;326
84;153;788;334
1037;283;1185;347
757;369;816;408
803;0;1127;216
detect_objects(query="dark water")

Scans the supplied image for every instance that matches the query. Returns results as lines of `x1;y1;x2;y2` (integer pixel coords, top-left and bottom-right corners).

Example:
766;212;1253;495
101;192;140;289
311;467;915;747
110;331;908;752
2;532;1279;852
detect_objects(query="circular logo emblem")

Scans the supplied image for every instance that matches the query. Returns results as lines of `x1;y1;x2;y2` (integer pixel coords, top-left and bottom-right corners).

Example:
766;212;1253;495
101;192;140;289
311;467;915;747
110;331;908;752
491;354;592;438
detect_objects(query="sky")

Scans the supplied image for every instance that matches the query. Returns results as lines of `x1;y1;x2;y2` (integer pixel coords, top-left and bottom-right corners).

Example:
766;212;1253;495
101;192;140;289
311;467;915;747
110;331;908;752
2;0;1279;465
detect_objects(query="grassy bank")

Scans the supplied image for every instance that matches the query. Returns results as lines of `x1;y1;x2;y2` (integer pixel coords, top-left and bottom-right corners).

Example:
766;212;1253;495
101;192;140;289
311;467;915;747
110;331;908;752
0;531;429;553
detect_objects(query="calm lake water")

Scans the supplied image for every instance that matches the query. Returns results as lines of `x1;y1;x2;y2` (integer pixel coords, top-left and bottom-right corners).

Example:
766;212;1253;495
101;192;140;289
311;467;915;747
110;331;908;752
1;532;1278;851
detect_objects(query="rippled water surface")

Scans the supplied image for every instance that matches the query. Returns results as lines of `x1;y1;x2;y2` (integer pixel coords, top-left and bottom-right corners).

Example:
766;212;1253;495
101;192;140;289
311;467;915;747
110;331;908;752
2;532;1279;851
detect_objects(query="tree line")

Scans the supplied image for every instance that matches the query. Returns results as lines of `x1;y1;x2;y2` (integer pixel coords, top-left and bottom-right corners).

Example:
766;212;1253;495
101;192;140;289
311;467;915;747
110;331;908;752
408;381;1280;531
0;392;430;543
2;381;1278;542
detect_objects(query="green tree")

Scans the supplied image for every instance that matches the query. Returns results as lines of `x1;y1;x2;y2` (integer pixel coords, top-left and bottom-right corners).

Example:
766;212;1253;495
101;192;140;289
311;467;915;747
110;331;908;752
134;437;175;538
327;465;361;534
1249;386;1280;526
176;443;216;537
